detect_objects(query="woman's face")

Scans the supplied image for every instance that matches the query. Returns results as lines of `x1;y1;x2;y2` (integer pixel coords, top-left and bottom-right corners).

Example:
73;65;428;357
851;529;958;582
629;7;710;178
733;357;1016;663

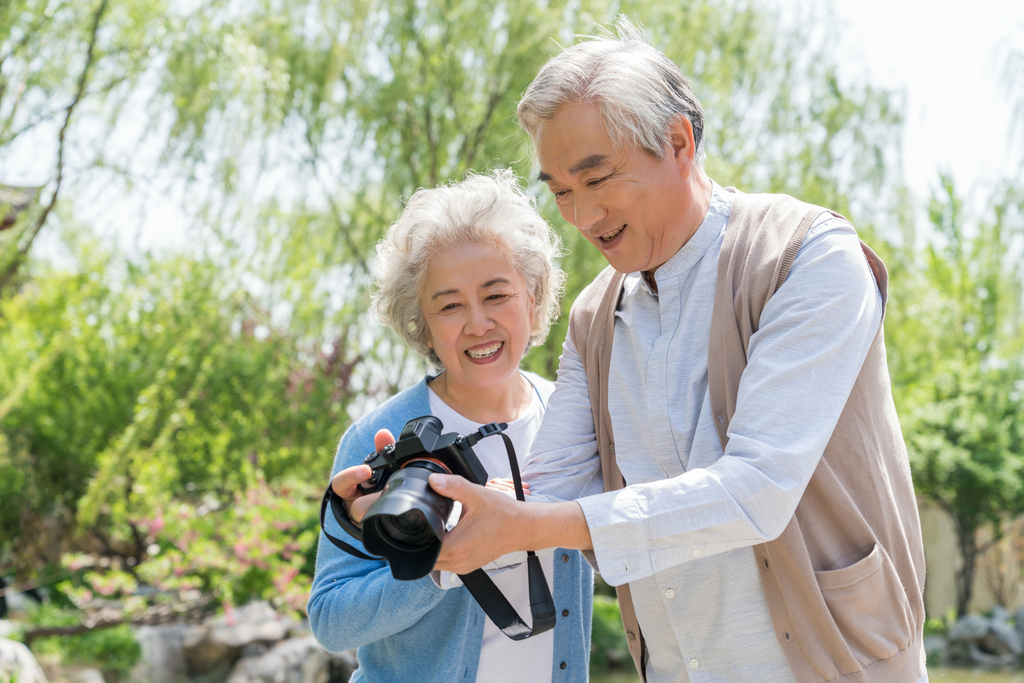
418;241;535;392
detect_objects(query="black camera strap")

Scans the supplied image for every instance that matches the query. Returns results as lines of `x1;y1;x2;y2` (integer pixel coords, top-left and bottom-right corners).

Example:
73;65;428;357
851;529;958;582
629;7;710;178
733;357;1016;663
318;425;556;640
457;431;556;640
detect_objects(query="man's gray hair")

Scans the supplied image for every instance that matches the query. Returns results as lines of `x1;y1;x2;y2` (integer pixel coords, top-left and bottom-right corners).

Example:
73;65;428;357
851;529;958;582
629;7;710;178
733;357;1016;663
372;169;565;367
517;16;706;165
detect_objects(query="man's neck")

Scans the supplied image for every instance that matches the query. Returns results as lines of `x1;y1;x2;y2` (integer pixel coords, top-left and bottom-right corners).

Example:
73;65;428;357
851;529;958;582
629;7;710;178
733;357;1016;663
642;170;714;295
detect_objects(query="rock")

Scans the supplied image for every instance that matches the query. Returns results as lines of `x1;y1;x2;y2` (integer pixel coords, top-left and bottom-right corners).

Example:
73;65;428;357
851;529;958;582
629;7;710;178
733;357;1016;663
226;636;330;683
327;648;358;682
980;618;1022;656
949;614;991;642
923;634;948;665
0;637;49;683
0;620;16;639
184;601;295;675
132;624;192;683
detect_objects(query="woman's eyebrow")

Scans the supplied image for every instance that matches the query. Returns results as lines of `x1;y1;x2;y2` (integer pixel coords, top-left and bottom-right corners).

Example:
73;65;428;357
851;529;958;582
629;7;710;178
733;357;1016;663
481;277;512;289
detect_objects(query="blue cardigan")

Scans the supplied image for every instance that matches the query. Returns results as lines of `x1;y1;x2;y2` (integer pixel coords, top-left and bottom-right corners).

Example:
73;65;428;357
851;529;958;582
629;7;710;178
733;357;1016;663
308;377;594;683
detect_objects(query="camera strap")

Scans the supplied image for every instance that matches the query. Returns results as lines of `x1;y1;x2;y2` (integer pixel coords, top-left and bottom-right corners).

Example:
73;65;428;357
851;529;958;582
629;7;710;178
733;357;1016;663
457;431;556;640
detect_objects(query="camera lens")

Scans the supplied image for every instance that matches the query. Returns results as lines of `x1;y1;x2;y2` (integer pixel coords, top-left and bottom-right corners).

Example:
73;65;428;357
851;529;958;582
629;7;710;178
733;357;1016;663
361;460;454;580
379;509;433;546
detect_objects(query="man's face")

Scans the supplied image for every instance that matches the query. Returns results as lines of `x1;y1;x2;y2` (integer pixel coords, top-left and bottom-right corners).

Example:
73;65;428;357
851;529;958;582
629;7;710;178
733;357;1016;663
535;101;691;275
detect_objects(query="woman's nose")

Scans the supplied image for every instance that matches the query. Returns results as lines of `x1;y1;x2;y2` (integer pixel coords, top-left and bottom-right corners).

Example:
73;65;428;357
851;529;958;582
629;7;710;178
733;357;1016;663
464;304;494;335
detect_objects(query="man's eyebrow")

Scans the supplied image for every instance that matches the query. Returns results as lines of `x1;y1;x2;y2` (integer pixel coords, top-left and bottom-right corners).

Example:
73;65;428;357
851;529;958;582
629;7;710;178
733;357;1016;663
537;154;610;183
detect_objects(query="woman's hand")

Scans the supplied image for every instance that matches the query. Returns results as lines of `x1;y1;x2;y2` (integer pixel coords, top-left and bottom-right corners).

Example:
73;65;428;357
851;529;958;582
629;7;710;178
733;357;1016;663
330;429;395;524
485;477;530;496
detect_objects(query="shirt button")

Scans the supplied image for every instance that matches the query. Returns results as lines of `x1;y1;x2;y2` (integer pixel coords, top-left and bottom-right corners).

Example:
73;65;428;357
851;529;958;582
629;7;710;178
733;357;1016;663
692;548;702;558
627;631;636;642
689;658;699;669
449;574;460;586
562;609;569;617
665;588;675;599
560;662;567;670
562;554;569;563
717;414;725;424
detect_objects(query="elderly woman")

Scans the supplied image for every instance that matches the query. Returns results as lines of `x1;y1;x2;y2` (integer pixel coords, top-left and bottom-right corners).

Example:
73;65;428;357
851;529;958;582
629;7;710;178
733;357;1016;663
307;170;593;683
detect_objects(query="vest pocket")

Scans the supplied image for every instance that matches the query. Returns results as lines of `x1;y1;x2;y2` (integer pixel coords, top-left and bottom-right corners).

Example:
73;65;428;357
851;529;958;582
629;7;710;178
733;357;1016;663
814;543;912;666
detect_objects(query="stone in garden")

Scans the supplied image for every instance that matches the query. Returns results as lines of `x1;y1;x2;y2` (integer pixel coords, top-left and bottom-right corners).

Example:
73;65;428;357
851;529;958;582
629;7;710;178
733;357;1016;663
328;648;358;682
981;618;1022;657
226;635;330;683
922;634;948;665
948;614;991;642
132;624;192;683
184;601;295;674
0;637;49;683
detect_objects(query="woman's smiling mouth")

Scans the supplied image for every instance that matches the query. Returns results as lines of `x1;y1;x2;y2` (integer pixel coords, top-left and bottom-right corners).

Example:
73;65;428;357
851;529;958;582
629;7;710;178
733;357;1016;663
466;341;503;359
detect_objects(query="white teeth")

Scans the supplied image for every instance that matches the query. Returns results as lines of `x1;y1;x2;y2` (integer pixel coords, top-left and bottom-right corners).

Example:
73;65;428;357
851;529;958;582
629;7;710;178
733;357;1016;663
467;342;502;359
601;226;624;242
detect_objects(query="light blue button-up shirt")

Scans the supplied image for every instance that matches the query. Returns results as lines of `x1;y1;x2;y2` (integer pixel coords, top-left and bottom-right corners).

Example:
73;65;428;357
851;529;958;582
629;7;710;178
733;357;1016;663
524;183;885;682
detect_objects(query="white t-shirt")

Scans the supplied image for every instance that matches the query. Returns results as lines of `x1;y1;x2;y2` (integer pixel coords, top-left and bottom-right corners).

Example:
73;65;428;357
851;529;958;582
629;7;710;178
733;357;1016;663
427;371;556;683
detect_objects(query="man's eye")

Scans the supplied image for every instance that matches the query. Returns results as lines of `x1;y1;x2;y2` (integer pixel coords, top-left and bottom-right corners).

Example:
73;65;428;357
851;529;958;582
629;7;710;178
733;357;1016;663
586;176;608;187
487;294;510;301
553;189;569;199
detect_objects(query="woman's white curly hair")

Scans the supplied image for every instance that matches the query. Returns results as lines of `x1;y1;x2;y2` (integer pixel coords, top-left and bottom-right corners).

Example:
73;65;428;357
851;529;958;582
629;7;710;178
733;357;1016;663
372;169;565;367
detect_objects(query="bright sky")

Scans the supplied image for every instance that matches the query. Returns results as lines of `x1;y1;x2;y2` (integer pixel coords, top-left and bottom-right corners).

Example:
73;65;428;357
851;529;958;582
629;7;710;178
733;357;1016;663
827;0;1023;203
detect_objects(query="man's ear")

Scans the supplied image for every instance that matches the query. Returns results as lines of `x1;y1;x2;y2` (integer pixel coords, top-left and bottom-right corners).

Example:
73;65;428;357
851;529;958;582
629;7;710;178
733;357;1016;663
668;114;697;179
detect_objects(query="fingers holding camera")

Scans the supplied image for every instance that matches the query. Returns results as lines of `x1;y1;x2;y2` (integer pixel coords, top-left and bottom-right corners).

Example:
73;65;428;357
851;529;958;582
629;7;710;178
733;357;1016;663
330;465;377;524
374;428;396;452
485;477;531;496
428;473;523;574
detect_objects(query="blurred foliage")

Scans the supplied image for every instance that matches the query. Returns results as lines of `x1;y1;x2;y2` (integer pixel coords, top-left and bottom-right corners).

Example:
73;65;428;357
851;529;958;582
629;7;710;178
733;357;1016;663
590;594;632;674
887;176;1024;616
19;603;141;681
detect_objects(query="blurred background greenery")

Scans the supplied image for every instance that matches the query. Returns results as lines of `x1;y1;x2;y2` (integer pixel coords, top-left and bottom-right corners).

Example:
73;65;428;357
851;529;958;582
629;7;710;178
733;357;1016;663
0;0;1022;679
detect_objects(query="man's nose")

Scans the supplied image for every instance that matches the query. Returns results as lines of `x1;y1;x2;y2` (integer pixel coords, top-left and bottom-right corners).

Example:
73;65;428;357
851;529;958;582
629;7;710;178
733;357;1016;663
573;193;605;232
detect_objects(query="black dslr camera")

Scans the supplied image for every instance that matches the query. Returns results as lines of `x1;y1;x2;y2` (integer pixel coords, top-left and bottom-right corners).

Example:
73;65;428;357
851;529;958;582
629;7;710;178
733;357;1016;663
327;415;497;580
319;415;556;640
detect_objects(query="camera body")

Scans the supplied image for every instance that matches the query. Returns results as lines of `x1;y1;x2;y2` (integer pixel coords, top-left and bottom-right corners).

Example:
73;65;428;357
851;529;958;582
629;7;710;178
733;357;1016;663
353;415;493;580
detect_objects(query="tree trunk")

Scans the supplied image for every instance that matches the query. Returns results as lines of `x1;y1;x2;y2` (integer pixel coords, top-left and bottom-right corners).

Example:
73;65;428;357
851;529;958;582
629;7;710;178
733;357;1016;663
954;517;978;617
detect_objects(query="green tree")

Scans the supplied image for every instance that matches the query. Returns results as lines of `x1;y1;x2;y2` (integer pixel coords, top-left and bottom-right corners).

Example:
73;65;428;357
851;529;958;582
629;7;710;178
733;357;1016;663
890;176;1024;616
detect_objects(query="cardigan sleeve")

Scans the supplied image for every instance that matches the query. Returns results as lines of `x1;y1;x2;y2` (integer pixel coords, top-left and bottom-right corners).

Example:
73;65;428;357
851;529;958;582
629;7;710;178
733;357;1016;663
307;419;447;652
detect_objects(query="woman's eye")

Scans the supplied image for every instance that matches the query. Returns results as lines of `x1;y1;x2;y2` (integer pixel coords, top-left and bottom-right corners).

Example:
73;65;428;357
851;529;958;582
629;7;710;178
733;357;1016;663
440;303;459;311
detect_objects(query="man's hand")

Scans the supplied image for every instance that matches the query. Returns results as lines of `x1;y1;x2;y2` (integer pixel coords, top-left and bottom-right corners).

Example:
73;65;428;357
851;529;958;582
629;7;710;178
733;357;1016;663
429;473;524;574
330;429;396;524
428;473;593;575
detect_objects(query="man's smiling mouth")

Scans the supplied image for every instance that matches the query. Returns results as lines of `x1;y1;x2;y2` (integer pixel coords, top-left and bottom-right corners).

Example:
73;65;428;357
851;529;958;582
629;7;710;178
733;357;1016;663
600;226;625;242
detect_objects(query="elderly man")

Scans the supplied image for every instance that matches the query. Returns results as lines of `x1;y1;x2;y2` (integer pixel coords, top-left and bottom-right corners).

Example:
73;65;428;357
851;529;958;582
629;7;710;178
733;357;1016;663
362;18;926;683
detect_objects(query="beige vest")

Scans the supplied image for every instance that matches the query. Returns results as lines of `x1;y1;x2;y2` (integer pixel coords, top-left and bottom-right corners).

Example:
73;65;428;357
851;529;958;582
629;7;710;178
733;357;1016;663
568;188;926;683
